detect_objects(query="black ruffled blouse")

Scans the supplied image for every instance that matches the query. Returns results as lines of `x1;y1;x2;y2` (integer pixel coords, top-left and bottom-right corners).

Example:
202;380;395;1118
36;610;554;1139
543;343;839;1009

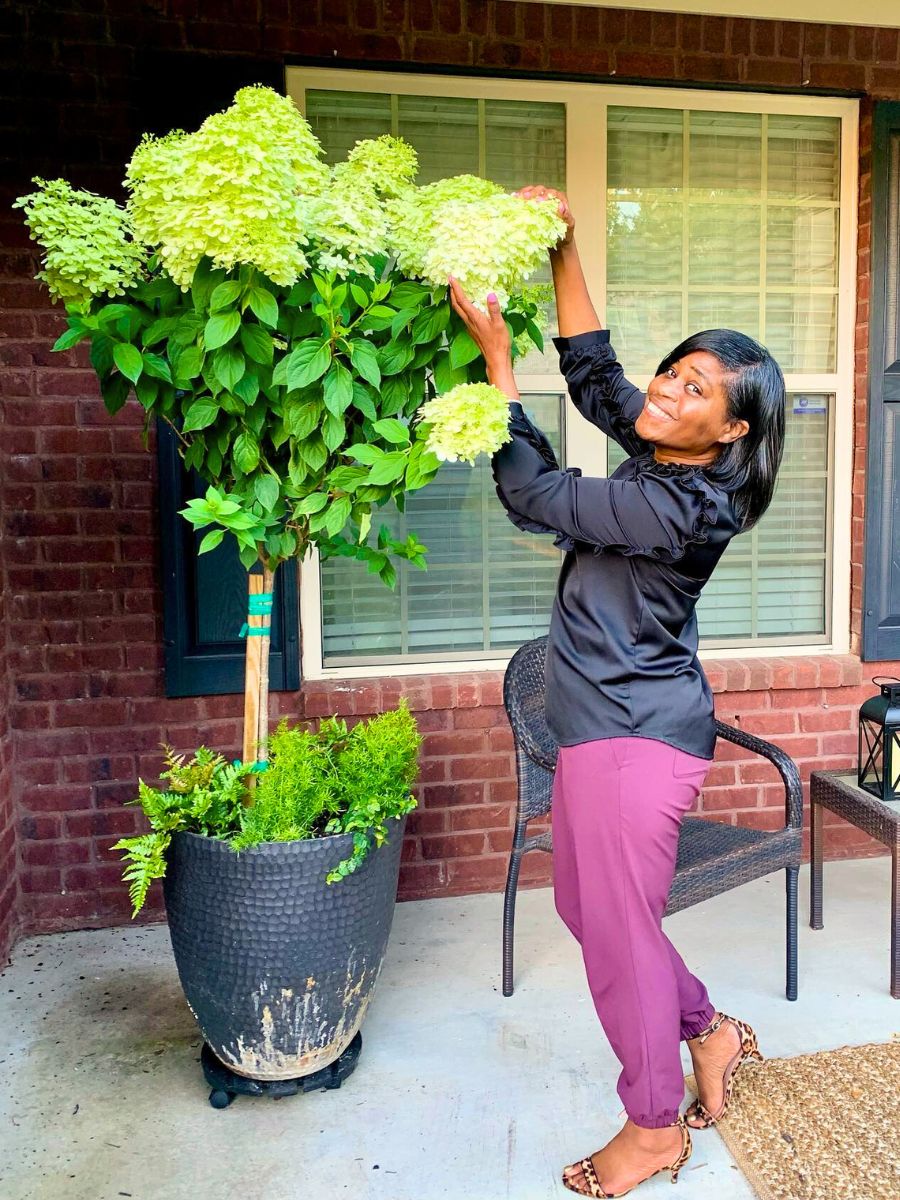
491;328;740;760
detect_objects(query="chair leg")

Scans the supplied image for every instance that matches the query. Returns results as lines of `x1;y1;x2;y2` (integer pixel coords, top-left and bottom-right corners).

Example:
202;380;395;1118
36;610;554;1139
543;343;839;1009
786;865;799;1001
502;842;525;998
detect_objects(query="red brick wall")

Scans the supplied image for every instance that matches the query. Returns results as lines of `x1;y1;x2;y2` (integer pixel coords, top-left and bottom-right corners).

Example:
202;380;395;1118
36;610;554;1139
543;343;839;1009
3;1;900;945
0;396;18;964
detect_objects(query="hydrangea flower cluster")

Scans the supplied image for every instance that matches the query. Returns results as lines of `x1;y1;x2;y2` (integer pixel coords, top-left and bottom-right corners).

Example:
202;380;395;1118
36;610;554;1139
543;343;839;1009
344;134;418;198
124;85;328;288
12;177;146;307
388;175;566;310
418;382;513;465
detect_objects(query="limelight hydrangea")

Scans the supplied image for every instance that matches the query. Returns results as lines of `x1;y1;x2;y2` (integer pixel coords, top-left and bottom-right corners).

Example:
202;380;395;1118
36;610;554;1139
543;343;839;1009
300;163;390;278
13;178;146;307
418;382;513;465
344;135;418;198
388;175;565;309
124;85;328;288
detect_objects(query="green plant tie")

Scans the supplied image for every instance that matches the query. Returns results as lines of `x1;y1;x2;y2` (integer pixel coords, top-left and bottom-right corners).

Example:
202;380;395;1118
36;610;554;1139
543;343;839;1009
239;593;274;638
233;759;269;773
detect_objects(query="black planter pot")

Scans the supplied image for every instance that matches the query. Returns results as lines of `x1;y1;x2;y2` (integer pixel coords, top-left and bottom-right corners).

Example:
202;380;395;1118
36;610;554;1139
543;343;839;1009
163;816;405;1081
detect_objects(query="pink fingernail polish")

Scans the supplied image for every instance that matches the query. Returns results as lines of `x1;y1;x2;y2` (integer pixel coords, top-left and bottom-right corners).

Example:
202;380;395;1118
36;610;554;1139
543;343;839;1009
488;292;498;303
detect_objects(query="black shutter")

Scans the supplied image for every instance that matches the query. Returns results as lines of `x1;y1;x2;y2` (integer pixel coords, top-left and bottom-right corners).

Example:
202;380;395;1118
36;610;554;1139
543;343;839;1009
863;101;900;660
157;420;300;698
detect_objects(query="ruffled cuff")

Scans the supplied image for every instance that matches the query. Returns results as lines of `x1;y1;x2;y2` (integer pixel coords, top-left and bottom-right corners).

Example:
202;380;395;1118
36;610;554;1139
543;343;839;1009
552;330;644;445
493;403;579;552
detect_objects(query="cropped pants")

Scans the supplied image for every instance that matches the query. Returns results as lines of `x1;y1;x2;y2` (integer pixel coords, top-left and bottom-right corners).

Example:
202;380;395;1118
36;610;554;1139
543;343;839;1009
551;736;716;1129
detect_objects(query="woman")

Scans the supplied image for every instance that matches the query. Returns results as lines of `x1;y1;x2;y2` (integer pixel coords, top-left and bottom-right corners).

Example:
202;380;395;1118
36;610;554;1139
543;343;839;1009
448;185;785;1199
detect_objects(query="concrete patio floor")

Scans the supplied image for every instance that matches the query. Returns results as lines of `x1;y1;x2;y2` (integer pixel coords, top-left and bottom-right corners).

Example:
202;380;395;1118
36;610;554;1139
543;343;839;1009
2;857;899;1200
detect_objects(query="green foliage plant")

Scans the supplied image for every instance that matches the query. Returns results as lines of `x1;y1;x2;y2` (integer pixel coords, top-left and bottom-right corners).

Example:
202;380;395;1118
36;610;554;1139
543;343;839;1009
113;701;421;914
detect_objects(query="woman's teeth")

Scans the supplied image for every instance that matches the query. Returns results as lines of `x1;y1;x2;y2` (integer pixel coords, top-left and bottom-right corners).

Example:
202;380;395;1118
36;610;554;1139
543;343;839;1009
647;399;675;421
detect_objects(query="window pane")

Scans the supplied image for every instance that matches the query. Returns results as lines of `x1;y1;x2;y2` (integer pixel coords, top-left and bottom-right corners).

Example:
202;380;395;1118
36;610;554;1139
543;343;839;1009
306;89;567;665
608;394;831;644
607;105;841;373
321;395;564;663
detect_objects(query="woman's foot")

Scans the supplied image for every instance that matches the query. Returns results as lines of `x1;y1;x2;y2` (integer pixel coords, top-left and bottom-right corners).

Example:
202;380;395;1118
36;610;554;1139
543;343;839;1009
685;1012;763;1129
562;1117;690;1197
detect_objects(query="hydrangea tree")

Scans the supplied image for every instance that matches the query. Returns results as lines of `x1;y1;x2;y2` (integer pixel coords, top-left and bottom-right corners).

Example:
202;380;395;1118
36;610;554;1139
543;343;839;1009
15;84;564;772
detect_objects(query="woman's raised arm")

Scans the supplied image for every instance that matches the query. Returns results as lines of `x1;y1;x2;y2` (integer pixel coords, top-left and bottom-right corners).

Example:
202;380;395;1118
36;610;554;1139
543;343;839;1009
516;185;601;337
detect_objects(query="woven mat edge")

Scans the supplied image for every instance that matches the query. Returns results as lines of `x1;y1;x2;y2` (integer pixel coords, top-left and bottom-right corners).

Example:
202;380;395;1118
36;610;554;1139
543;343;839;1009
684;1040;899;1200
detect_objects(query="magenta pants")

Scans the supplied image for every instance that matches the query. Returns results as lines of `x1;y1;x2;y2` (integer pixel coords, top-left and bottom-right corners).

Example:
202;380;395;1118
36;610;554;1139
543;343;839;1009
552;737;716;1129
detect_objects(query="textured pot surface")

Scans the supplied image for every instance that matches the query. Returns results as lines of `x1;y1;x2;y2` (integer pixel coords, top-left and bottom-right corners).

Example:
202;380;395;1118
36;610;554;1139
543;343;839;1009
163;818;405;1080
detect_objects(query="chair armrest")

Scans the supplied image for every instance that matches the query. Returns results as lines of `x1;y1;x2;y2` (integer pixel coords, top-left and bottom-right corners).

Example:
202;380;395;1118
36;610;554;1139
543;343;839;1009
715;719;803;829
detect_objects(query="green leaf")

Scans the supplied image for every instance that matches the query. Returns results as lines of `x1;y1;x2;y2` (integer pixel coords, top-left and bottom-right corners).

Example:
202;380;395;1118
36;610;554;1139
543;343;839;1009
141;351;172;384
296;492;329;515
325;495;352;537
233;372;260;406
100;373;129;416
113;342;143;383
285;399;321;440
135;375;159;410
350;283;370;309
287;340;331;390
366;451;408;485
298;435;328;473
406;439;442;491
380;376;408;417
53;325;90;352
214;345;245;392
379;559;397;589
199;528;225;554
89;334;114;377
433;350;467;394
346;443;384;465
240;323;274;364
351;381;377;420
204;310;241;350
142;316;179;347
173;344;203;382
411;302;450;346
233;431;260;474
357;510;372;544
254;475;279;511
209;280;243;312
173;311;205;346
377;340;415;376
390;308;417;340
373;418;410;446
322;411;345;452
246;286;279;328
348;339;381;389
323;361;353;415
525;319;544;352
390;281;430;308
449;329;481;369
182;399;219;432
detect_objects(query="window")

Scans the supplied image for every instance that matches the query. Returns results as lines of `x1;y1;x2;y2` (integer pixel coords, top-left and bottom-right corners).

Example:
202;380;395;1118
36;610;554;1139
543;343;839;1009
287;69;856;676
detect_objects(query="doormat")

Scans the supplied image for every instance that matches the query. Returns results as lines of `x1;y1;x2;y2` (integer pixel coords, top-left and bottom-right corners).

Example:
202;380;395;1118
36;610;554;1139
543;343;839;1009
685;1040;900;1200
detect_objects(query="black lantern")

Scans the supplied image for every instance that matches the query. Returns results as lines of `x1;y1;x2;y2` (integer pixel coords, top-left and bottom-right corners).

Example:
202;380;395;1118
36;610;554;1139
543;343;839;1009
858;678;900;803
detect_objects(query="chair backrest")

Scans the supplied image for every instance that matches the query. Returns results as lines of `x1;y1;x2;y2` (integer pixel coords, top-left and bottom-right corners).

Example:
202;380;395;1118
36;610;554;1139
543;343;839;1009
503;636;559;772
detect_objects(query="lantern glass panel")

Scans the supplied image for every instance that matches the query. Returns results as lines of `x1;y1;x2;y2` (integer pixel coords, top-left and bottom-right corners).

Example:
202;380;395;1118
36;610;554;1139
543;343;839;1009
859;715;884;795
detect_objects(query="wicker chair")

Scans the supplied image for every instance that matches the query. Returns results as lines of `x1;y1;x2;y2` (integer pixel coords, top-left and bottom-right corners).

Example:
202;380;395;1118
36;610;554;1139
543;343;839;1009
502;636;803;1000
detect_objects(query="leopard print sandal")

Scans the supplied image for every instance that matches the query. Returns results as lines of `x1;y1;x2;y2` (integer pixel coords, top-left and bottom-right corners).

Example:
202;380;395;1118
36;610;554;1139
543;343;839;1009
562;1116;692;1198
685;1012;764;1129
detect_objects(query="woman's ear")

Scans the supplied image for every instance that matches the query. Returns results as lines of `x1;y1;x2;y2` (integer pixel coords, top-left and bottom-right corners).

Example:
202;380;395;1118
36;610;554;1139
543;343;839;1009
719;418;750;446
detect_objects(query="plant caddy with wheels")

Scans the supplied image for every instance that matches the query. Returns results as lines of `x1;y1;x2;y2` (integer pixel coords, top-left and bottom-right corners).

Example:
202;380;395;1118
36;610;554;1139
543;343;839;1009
16;85;565;1106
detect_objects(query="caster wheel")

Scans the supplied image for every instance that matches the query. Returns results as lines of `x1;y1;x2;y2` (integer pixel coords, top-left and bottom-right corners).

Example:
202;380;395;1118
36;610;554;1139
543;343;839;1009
209;1089;234;1109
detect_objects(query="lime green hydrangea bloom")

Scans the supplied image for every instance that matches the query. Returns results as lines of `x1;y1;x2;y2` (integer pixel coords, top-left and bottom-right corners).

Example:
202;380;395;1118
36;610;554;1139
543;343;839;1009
300;163;390;277
13;177;146;308
124;85;327;288
344;135;418;198
389;176;565;309
418;382;513;465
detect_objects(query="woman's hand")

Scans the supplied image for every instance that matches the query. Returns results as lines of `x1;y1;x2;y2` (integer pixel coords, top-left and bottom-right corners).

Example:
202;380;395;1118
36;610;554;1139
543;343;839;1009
515;185;575;247
448;276;519;401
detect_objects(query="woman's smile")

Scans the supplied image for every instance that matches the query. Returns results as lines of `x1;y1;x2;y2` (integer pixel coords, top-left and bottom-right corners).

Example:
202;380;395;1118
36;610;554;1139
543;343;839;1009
644;396;677;422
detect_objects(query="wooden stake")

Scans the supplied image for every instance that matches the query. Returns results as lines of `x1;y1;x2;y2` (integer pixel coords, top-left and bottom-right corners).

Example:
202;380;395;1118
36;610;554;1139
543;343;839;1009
242;571;266;768
256;564;275;770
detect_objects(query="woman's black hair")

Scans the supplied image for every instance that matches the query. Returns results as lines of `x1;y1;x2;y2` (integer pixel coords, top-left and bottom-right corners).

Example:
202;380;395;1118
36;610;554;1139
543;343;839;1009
655;329;786;531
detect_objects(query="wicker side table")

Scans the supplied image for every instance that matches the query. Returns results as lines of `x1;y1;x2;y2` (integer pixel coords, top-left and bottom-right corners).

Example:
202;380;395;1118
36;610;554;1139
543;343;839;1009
810;769;900;998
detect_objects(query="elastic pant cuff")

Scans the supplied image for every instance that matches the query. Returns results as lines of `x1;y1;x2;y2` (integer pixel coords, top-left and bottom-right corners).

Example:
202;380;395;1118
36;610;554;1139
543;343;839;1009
681;1005;717;1041
628;1108;683;1129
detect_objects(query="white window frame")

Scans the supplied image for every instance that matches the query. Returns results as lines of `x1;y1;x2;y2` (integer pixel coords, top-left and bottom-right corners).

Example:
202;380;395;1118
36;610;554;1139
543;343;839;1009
286;66;858;681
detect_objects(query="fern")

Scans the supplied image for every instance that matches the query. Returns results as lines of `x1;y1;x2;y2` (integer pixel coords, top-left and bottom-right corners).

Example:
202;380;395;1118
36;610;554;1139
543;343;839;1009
114;704;422;914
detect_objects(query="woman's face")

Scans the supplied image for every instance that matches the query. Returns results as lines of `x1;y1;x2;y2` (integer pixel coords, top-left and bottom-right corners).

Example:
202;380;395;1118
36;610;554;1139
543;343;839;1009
634;350;749;460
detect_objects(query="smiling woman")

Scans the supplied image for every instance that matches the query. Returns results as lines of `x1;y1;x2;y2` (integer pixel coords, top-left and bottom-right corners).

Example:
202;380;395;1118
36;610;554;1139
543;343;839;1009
448;185;787;1199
